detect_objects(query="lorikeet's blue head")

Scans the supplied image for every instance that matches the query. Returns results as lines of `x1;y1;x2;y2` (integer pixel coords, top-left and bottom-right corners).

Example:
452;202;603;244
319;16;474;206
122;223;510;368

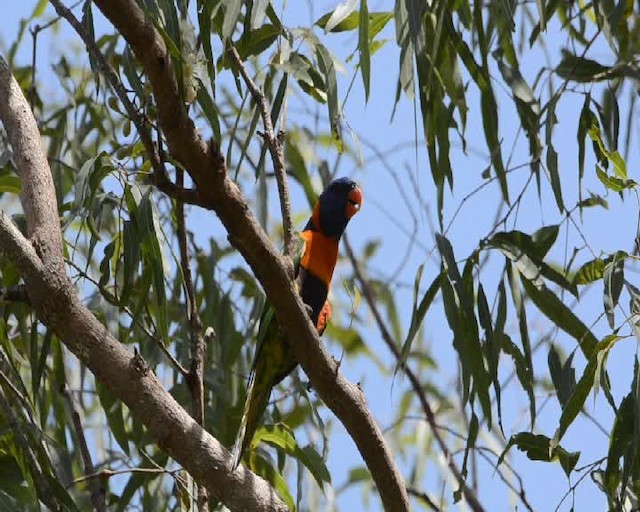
305;177;363;239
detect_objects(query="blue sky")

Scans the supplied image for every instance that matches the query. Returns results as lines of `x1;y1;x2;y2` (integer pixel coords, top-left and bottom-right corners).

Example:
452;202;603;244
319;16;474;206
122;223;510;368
2;2;639;511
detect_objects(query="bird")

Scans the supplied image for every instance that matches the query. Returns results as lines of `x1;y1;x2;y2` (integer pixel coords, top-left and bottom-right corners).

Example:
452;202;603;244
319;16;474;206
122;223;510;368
231;176;363;468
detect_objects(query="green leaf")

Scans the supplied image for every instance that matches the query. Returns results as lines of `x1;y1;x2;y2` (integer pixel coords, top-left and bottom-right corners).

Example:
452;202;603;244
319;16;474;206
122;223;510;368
251;453;295;510
0;175;21;195
121;220;141;305
196;82;221;143
481;88;508;202
358;0;371;102
577;193;608;210
548;345;576;408
126;186;168;343
552;334;623;448
222;0;242;40
596;165;636;192
250;0;271;29
603;252;625;329
317;1;359;32
234;24;281;61
573;258;605;285
459;412;479;483
315;43;342;151
547;145;564;213
577;94;591;188
499;432;579;478
96;380;130;456
397;272;442;373
604;377;636;497
556;51;617;82
486;229;576;296
522;278;598;358
254;425;331;490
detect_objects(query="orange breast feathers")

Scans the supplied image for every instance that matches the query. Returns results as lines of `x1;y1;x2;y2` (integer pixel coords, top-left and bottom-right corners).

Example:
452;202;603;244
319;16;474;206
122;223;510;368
299;230;339;288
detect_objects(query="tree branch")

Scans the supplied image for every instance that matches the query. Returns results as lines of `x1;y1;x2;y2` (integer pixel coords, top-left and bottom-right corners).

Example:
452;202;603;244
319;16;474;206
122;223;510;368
0;53;287;511
90;1;409;509
62;386;107;512
227;46;295;266
344;237;485;512
176;168;209;511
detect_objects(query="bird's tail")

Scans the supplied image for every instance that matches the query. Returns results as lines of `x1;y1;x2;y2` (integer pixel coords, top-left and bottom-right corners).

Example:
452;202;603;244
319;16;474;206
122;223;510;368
231;364;271;469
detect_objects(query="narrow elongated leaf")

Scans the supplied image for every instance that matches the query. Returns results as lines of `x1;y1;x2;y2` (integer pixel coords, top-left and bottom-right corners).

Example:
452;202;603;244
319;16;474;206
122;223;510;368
478;282;504;428
502;333;536;427
358;0;371;101
577;94;590;192
596;165;636;192
603;252;625;329
556;52;617;82
486;230;576;296
251;0;271;29
251;454;295;510
321;0;359;32
222;0;242;40
397;272;442;372
459;412;479;484
96;380;130;456
481;88;508;202
315;44;342;150
254;424;331;491
573;257;605;285
522;278;597;358
316;10;393;35
552;334;622;448
548;345;576;408
499;432;579;478
126;187;169;343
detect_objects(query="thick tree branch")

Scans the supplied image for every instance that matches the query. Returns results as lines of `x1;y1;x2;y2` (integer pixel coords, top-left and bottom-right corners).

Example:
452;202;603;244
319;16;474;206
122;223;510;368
0;53;287;511
227;46;295;266
345;237;485;512
91;0;409;509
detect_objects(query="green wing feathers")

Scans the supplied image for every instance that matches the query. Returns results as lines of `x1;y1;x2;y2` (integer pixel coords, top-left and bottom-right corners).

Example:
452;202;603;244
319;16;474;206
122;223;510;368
231;310;296;468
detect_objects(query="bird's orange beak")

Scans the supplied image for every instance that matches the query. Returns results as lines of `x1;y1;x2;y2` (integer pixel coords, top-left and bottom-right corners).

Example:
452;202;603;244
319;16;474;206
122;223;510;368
346;186;363;219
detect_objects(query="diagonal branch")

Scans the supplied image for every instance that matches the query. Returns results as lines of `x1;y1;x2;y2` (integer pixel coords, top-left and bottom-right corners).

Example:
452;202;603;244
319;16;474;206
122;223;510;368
344;237;485;512
90;0;410;509
0;53;286;511
227;46;295;266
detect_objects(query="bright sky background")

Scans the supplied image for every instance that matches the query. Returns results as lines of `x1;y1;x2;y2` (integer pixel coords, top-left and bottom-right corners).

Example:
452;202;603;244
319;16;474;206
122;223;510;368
2;2;639;511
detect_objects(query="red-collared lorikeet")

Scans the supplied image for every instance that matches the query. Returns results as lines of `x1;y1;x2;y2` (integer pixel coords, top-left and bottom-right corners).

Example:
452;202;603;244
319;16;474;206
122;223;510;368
232;177;363;468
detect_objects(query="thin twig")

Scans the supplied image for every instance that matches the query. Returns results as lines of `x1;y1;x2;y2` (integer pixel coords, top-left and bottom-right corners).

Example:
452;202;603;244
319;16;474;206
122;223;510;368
406;487;442;511
227;46;295;268
345;237;485;512
66;467;175;489
175;168;209;511
65;259;188;376
62;386;107;512
48;0;203;206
